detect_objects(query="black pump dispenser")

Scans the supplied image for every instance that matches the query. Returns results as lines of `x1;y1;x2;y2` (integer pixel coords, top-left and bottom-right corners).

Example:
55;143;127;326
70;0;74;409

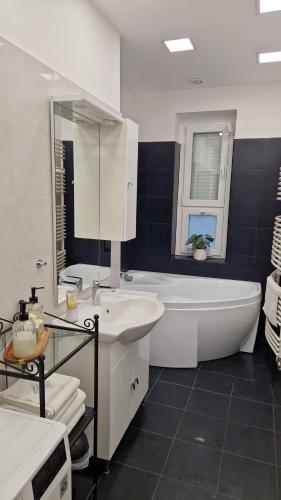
29;287;44;304
19;300;29;321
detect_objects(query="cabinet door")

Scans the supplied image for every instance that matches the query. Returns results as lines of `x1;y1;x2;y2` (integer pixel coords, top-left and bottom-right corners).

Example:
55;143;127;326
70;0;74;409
132;337;150;416
123;119;139;240
109;348;136;459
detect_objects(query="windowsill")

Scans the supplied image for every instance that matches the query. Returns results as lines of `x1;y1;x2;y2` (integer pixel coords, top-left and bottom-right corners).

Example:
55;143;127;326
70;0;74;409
173;255;226;265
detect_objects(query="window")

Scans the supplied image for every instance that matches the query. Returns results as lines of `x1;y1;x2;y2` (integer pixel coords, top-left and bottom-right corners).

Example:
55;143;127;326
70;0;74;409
175;116;234;258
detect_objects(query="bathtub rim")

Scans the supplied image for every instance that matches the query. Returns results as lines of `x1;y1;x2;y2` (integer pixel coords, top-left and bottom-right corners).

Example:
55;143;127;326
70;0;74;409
122;269;262;307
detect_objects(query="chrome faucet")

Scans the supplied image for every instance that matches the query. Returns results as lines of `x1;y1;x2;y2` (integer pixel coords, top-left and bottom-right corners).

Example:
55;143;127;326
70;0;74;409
121;271;133;282
93;280;112;305
66;275;83;293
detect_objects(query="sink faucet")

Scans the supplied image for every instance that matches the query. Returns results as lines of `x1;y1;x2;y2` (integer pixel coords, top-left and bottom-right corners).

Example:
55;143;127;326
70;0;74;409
66;275;83;293
93;280;112;305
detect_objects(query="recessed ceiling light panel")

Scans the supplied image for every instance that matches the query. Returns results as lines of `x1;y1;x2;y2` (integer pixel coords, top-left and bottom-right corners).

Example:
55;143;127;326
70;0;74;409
164;38;194;53
259;50;281;63
259;0;281;13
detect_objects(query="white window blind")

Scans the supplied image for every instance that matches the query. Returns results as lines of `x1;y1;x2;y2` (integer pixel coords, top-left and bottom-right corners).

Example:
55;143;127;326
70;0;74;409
190;132;222;201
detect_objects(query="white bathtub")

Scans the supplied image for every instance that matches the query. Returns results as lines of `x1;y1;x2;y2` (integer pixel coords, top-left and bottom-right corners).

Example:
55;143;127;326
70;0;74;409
121;271;261;368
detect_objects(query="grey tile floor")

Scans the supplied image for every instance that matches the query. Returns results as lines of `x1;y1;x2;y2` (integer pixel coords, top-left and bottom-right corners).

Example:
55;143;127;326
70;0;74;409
97;341;281;500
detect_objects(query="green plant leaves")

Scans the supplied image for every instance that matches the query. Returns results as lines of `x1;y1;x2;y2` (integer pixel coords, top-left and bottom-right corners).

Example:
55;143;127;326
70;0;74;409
186;233;214;250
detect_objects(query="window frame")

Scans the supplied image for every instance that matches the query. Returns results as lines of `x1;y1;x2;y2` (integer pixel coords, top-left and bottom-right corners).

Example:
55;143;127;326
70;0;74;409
179;207;224;257
175;119;234;259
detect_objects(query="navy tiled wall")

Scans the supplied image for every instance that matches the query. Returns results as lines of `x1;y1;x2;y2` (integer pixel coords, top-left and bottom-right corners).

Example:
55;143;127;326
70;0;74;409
122;139;281;296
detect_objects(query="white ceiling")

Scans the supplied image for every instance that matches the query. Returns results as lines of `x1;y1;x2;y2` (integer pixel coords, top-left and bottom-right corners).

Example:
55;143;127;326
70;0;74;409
93;0;281;92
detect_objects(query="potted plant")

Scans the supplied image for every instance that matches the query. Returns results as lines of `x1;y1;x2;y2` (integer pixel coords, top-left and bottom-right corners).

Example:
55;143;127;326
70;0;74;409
186;234;214;261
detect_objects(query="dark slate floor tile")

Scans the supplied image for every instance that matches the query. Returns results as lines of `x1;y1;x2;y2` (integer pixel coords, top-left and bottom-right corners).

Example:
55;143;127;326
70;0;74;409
275;406;281;433
187;389;230;419
97;462;158;500
132;402;182;437
276;433;281;466
277;466;281;500
233;378;273;404
274;388;281;406
149;366;162;380
234;353;273;382
229;397;273;430
177;411;226;450
224;421;275;464
200;357;235;376
154;476;234;500
164;440;221;490
160;367;198;387
148;381;190;409
113;427;171;474
195;371;234;395
218;453;277;500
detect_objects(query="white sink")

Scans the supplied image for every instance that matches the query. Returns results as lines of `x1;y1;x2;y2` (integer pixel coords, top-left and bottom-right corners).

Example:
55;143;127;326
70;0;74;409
100;297;163;344
55;289;164;344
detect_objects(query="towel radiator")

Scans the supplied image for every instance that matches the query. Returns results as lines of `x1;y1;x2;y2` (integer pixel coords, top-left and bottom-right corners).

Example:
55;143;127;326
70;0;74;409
264;171;281;366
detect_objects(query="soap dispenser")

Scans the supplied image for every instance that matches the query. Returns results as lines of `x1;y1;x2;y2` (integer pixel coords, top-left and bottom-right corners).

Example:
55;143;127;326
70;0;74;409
13;300;37;359
28;287;44;335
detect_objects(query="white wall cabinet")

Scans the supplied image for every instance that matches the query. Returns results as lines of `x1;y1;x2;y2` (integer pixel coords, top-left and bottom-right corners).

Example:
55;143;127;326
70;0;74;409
100;118;139;241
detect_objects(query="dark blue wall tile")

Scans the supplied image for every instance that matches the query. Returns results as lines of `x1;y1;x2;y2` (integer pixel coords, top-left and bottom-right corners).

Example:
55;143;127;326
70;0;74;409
148;198;173;223
265;139;281;172
227;227;256;256
138;169;149;196
224;255;255;281
147;250;172;273
255;228;273;257
257;200;280;228
148;223;171;249
138;143;151;170
232;139;266;170
149;170;174;198
137;197;148;223
136;222;148;249
228;198;259;228
148;142;175;171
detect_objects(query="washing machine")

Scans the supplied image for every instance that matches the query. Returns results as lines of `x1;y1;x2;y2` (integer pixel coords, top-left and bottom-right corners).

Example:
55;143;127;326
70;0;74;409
0;408;72;500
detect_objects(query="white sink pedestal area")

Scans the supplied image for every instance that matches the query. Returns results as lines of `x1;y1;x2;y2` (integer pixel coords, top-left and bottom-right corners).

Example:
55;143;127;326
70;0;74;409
54;289;164;461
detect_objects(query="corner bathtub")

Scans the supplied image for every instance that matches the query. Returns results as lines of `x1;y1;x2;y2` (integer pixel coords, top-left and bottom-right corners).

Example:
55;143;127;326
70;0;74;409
121;271;261;368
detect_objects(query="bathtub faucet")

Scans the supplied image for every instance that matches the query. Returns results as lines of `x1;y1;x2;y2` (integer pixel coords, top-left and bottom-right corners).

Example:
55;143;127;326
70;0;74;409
121;271;133;282
93;280;112;305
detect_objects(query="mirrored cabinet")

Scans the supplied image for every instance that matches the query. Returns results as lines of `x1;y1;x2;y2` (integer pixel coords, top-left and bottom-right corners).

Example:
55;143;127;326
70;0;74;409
50;97;138;304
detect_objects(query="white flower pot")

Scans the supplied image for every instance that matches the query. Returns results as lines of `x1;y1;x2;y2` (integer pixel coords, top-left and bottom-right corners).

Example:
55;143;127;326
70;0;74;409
193;249;207;261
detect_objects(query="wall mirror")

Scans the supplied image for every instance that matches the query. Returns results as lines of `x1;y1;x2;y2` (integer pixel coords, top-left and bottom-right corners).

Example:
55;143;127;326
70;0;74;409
51;102;110;304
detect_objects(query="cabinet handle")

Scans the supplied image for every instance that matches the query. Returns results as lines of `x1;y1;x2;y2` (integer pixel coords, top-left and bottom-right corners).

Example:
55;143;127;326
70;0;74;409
131;382;136;390
128;182;134;188
135;378;139;385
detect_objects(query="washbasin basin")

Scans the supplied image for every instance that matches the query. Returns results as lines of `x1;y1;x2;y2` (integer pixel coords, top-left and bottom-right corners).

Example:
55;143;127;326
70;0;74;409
55;289;164;344
100;297;164;344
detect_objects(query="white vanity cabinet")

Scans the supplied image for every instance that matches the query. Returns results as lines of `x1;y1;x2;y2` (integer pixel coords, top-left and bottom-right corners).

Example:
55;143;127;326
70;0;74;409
98;335;149;460
56;333;149;461
99;118;139;242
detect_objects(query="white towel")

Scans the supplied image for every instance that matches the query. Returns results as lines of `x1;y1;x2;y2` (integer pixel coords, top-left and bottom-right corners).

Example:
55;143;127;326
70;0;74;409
0;373;80;418
65;404;86;434
56;389;86;423
1;388;87;423
263;274;280;326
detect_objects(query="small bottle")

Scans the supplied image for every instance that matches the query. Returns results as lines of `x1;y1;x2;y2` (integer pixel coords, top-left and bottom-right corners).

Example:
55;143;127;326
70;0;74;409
66;286;78;323
28;287;44;335
13;300;37;359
